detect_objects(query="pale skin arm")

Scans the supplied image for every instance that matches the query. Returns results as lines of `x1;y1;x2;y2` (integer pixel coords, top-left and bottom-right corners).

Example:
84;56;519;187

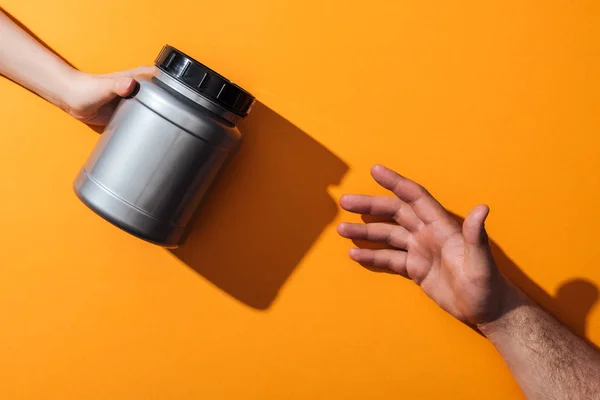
338;165;600;399
0;9;155;126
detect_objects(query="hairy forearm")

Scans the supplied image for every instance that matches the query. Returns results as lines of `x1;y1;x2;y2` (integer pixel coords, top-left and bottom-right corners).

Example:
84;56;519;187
0;10;75;109
479;283;600;399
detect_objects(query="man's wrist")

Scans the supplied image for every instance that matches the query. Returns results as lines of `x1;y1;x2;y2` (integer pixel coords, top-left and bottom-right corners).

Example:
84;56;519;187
477;282;532;338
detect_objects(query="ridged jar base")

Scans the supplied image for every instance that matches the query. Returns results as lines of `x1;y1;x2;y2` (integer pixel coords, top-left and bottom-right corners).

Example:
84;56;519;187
74;169;185;248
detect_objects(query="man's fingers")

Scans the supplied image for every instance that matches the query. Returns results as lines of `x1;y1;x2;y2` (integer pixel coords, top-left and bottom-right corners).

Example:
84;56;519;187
104;65;157;78
338;222;410;249
340;194;422;231
348;248;408;277
370;164;448;225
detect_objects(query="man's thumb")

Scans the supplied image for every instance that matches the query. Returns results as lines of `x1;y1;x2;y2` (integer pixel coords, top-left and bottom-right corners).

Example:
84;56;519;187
462;204;497;280
463;204;490;247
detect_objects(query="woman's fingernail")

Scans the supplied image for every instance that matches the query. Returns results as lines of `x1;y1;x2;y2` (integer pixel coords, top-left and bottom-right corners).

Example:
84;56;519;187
349;248;359;258
117;78;133;91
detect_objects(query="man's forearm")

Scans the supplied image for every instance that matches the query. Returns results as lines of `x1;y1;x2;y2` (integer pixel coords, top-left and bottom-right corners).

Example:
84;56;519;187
0;10;75;110
479;283;600;399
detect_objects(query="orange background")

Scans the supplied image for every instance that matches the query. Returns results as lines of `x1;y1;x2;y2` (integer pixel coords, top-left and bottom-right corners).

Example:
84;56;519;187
1;0;599;398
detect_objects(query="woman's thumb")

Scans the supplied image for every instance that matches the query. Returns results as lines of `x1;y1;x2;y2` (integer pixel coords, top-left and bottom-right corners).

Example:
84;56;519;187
91;76;137;103
97;66;156;99
112;77;137;97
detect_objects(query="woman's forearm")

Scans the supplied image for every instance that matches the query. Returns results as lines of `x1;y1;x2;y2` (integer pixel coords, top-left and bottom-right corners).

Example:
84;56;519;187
0;9;152;126
479;284;600;399
0;10;76;110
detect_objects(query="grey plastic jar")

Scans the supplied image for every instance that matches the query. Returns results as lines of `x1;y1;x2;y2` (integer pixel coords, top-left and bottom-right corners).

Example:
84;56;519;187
74;45;255;248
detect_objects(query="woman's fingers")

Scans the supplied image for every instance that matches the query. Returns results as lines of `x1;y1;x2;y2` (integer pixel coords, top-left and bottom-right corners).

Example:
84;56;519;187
348;248;408;277
340;194;422;232
370;165;449;225
337;222;410;249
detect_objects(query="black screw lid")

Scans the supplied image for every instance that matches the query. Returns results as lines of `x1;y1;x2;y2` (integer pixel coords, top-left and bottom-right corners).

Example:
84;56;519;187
155;45;255;117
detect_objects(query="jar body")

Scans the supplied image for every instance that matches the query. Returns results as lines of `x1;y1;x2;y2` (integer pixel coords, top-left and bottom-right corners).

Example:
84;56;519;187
74;75;242;247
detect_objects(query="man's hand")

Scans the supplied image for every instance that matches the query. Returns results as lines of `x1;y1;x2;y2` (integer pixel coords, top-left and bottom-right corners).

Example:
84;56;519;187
338;164;508;327
339;165;600;399
64;66;156;126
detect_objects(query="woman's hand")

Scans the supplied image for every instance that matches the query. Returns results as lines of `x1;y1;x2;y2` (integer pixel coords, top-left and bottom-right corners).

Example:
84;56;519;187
64;66;156;126
0;9;155;127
